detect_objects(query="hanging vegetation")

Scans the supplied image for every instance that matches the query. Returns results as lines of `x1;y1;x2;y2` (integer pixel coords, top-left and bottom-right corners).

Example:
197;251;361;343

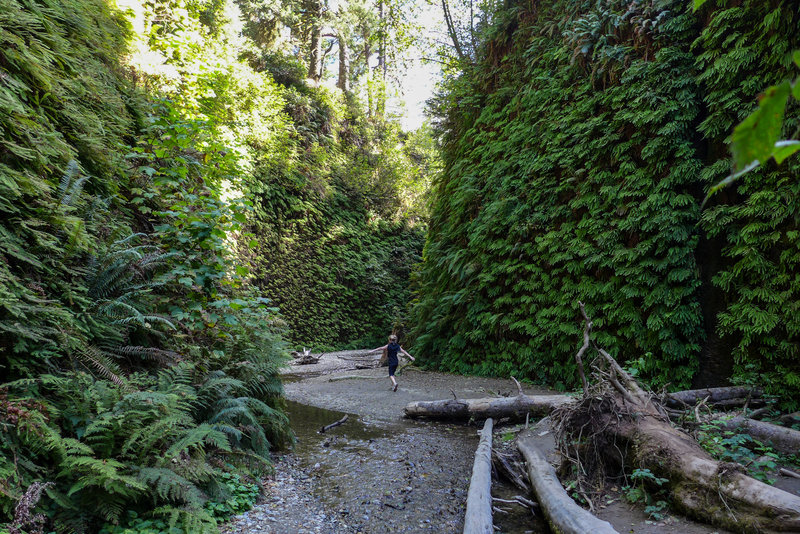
413;0;800;404
244;85;436;350
0;0;291;531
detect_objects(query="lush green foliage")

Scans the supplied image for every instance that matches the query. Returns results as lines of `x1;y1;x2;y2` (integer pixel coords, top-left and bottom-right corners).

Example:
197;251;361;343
0;0;291;531
245;85;434;349
696;420;781;484
413;0;800;402
621;468;669;521
1;0;438;530
705;51;800;199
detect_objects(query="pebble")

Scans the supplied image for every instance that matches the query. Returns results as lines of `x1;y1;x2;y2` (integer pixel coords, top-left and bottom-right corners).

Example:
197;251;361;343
220;456;354;534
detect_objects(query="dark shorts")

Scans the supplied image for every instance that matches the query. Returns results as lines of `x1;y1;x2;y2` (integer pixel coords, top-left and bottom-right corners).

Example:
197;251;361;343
388;364;398;376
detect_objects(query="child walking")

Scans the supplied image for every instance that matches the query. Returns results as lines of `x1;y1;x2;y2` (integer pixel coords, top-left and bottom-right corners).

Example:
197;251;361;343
369;334;415;391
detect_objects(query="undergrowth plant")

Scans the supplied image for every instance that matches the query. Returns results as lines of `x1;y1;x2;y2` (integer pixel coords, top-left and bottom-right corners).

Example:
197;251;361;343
245;86;434;350
696;420;780;484
622;469;669;521
0;1;290;531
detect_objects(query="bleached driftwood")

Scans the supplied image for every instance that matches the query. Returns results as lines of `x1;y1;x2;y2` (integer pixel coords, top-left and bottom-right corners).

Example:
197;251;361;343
517;431;618;534
463;418;494;534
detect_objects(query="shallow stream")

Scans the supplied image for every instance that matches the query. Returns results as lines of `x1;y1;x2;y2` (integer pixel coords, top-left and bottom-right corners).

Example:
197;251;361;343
283;399;548;533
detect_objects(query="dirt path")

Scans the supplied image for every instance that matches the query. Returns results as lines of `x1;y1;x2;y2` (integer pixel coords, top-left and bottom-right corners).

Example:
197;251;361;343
222;351;790;533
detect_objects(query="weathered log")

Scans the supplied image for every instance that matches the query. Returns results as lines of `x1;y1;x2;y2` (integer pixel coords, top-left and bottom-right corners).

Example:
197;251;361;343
781;468;800;480
715;415;800;457
491;448;530;493
708;397;766;409
517;431;618;534
779;412;800;426
558;349;800;533
666;386;761;408
404;394;574;422
319;414;348;433
327;374;381;382
463;418;494;534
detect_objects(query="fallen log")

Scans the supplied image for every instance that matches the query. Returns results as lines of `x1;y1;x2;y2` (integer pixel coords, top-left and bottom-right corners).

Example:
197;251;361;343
517;431;618;534
404;394;574;422
319;414;348;433
666;386;761;408
463;418;494;534
556;349;800;533
328;374;382;382
708;397;766;409
781;468;800;480
714;415;800;457
492;448;530;493
779;412;800;426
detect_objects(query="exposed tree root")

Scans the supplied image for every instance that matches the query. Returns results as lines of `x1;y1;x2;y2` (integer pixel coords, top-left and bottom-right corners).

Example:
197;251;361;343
553;350;800;533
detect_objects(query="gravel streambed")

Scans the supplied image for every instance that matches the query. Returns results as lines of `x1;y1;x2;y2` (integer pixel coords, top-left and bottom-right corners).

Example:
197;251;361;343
223;351;769;534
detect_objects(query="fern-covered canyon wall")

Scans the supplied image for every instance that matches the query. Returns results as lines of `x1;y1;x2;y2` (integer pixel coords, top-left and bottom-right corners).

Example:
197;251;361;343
0;0;294;530
413;0;800;403
244;86;433;351
0;0;433;531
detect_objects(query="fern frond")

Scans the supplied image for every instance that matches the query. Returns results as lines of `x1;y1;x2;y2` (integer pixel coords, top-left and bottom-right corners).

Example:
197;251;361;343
137;467;207;507
165;423;232;458
73;345;127;386
112;345;180;364
151;505;218;534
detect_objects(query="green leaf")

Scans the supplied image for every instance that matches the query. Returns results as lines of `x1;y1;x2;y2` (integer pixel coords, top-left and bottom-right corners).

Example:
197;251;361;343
693;0;708;10
794;50;800;68
773;140;800;164
731;82;791;169
793;80;800;101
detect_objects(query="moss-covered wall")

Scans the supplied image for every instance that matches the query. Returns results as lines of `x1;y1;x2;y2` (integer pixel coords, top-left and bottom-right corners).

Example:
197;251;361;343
413;0;800;400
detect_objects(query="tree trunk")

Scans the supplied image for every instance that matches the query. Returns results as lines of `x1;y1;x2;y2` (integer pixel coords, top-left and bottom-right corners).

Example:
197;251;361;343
715;415;800;457
558;350;800;533
337;31;349;92
666;386;762;408
463;418;494;534
517;431;618;534
307;0;322;81
363;37;372;116
441;0;466;62
403;394;574;422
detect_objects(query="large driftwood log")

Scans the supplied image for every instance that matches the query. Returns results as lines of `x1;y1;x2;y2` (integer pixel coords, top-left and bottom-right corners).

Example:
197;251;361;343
517;431;618;534
463;418;494;534
558;349;800;533
715;415;800;457
404;394;574;421
665;386;762;408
